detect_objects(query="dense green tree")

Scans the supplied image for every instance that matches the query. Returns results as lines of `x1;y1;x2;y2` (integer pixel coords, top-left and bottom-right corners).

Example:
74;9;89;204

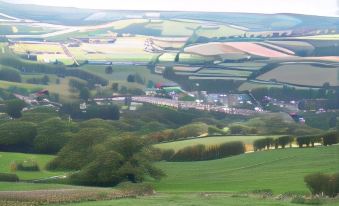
0;121;37;152
79;87;90;101
5;99;26;118
33;118;74;154
46;128;112;170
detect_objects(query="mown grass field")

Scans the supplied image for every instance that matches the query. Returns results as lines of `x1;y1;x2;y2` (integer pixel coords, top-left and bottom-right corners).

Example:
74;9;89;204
0;146;338;205
55;192;339;206
0;182;78;191
155;135;275;151
0;152;64;180
152;145;339;194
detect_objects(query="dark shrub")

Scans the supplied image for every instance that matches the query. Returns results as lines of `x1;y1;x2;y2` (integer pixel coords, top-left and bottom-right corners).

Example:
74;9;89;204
160;149;175;161
11;159;40;171
277;136;293;149
297;135;322;148
323;131;338;146
0;173;19;182
297;136;312;148
304;173;339;197
253;137;275;151
253;138;266;151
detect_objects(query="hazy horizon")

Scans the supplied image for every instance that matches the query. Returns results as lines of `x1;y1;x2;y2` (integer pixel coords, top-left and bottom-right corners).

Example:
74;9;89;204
2;0;339;17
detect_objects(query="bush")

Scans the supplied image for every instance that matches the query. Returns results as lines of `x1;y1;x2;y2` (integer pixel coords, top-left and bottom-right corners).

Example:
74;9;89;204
11;159;40;171
0;173;19;182
160;149;175;161
171;141;245;161
253;137;275;151
297;135;321;148
304;173;339;197
277;136;293;149
323;131;338;146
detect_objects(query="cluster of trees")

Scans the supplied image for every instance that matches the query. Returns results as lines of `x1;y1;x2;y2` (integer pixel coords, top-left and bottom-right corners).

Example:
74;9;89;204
47;128;165;186
126;73;145;84
0;117;75;154
0;56;108;86
228;116;322;136
253;136;293;151
253;132;338;151
296;132;338;148
61;103;120;120
251;84;337;103
304;173;339;197
161;141;245;162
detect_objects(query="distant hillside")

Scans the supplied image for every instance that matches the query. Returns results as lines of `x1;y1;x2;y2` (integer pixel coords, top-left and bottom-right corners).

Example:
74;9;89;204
1;0;339;30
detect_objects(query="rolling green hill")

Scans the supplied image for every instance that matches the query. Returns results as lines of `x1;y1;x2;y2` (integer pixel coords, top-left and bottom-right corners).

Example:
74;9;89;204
153;145;339;194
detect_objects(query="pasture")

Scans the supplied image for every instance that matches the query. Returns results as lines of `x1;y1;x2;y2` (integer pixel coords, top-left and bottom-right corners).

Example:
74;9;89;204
54;193;331;206
153;145;339;193
257;64;339;87
145;20;199;36
0;152;63;180
154;135;275;151
196;24;245;38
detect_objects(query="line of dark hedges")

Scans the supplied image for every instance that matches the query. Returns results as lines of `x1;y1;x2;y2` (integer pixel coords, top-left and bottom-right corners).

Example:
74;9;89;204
161;141;245;162
0;173;19;182
296;131;338;148
252;132;338;151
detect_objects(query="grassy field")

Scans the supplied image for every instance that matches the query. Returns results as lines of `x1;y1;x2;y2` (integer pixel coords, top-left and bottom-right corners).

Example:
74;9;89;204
257;64;339;87
0;152;64;180
0;182;78;191
54;192;339;206
153;145;339;193
145;20;199;36
0;80;43;91
154;136;276;151
196;25;245;38
80;64;168;88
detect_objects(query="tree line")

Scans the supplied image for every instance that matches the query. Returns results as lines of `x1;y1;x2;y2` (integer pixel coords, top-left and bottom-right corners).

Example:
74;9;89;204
160;141;245;162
